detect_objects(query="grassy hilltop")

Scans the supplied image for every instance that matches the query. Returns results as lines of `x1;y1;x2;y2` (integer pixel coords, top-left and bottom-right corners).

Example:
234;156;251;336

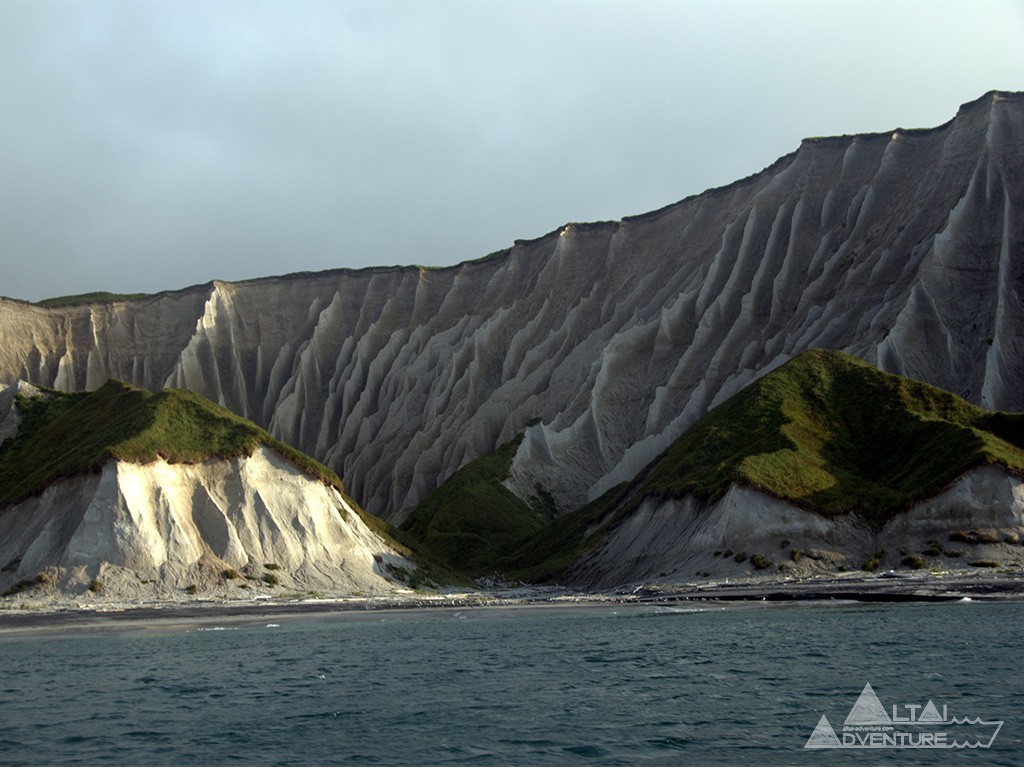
0;380;343;505
638;349;1024;522
34;292;150;308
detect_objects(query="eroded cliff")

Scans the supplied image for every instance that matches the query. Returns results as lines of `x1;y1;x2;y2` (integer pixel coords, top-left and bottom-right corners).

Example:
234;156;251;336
569;467;1024;589
2;91;1022;521
0;444;418;599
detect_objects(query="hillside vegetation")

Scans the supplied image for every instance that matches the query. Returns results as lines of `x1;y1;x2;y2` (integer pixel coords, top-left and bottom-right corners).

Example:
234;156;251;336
638;349;1024;523
420;349;1024;581
0;380;343;505
8;351;1024;584
400;434;557;575
35;292;150;308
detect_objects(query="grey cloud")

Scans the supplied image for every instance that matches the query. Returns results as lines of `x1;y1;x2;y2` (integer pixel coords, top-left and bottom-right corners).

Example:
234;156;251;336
1;0;1023;301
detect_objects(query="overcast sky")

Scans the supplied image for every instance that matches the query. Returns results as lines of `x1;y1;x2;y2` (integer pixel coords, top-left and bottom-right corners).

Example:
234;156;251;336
2;0;1023;302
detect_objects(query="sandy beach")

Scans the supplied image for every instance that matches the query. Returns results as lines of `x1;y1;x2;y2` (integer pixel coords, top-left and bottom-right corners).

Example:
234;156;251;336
1;567;1021;638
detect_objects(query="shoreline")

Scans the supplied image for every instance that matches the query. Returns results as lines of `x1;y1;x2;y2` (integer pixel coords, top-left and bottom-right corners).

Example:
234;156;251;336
627;568;1024;604
1;570;1021;638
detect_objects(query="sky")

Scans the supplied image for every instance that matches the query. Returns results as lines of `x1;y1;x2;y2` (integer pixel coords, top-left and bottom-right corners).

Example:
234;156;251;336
2;0;1023;303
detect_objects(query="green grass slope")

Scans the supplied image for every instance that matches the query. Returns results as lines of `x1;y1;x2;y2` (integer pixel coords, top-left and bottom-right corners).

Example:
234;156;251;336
0;380;343;505
0;380;468;587
399;434;558;575
503;349;1024;582
638;349;1024;523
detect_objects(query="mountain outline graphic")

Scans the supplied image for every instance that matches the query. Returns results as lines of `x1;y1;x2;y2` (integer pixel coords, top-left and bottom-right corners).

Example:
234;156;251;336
844;682;892;726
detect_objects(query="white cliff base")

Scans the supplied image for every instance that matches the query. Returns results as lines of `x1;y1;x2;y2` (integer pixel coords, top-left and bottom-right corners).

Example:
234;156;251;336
0;445;417;600
572;466;1024;589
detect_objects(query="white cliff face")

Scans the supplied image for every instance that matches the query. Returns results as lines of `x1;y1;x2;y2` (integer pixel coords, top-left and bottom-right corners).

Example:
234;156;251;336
571;466;1024;589
0;381;46;444
0;445;416;598
1;92;1022;521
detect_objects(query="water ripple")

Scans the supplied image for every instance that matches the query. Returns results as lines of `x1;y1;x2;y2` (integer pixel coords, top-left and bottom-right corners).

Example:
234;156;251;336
0;603;1020;765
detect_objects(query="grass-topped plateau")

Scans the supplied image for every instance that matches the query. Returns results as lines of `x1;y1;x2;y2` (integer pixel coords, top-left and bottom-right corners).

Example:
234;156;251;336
35;292;150;308
0;379;343;505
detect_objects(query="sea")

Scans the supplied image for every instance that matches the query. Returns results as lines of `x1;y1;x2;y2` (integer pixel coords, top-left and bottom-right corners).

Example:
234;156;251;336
0;600;1021;766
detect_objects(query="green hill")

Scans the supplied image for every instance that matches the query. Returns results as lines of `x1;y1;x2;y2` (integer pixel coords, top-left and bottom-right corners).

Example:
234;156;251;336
0;380;343;505
0;379;464;588
12;352;1023;584
636;349;1024;523
399;434;558;575
487;349;1024;581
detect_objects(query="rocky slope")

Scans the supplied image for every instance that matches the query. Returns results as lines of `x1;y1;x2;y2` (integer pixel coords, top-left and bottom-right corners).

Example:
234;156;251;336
1;91;1021;522
0;445;417;599
569;467;1024;589
0;385;423;602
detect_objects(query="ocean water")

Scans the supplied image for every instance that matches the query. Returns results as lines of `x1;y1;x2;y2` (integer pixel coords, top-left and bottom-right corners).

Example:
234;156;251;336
0;601;1021;766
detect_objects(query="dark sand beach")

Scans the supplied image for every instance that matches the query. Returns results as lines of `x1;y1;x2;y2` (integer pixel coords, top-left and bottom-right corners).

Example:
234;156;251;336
1;569;1021;638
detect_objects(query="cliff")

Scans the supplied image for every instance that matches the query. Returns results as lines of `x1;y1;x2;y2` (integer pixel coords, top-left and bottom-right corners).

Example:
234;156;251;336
568;467;1024;589
0;382;422;598
2;91;1022;522
0;445;418;599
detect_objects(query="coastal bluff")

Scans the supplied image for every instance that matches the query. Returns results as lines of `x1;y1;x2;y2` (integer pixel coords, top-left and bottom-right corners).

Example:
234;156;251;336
1;91;1022;528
